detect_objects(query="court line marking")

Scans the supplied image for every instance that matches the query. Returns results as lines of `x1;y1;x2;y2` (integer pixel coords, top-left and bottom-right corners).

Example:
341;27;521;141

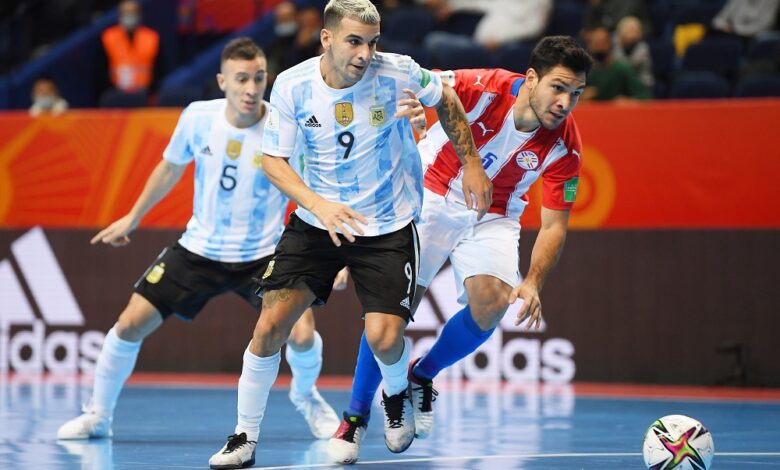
252;452;780;469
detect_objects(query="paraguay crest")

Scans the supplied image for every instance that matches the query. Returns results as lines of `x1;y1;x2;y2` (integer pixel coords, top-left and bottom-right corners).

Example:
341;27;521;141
226;139;242;160
253;150;263;169
335;102;353;126
515;150;539;170
369;104;386;127
146;262;165;284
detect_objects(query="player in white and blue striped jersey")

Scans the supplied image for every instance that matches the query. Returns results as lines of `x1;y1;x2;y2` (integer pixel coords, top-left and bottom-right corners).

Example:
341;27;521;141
57;38;340;449
209;1;493;468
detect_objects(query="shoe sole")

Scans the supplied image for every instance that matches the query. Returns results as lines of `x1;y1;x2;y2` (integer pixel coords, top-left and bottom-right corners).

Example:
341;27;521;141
385;434;414;454
209;457;255;470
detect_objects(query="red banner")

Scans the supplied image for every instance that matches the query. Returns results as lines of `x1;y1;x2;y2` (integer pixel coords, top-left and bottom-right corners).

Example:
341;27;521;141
1;99;779;229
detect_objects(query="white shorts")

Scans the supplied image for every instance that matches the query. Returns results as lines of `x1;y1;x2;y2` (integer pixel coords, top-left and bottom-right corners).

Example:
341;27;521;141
417;189;521;304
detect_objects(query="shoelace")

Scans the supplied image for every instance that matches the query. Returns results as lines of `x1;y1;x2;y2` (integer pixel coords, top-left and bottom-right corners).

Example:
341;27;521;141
382;391;408;429
224;433;255;453
412;382;438;413
336;413;366;443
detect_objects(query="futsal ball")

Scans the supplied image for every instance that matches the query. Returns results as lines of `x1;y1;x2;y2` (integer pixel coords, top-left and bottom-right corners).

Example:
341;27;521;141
642;414;714;470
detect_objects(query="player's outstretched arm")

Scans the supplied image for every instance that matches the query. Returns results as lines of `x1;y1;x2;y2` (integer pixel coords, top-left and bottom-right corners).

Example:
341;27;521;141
91;160;187;246
262;154;367;247
510;207;570;330
434;84;492;219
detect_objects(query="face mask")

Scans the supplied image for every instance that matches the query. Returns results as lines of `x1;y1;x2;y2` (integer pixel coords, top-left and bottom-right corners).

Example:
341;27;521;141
274;22;298;38
120;14;140;30
34;96;55;109
592;51;609;63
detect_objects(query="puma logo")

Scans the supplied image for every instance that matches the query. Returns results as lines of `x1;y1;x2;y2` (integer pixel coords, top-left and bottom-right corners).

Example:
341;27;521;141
476;122;494;137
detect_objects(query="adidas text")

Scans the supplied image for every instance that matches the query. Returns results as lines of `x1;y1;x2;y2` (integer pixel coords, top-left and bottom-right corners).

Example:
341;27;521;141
304;116;322;128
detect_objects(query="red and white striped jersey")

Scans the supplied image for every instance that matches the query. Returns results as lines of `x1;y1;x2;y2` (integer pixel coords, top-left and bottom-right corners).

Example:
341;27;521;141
419;68;582;219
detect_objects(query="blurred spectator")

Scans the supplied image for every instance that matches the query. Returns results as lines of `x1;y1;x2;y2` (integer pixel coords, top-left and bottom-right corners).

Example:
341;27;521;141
266;2;323;93
97;0;161;99
584;0;650;35
423;0;552;55
612;16;654;88
581;26;652;101
29;77;69;116
711;0;779;38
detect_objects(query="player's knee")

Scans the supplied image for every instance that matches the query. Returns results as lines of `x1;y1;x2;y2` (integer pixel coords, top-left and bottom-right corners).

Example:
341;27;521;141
365;330;404;363
114;311;147;342
469;289;510;330
252;320;290;355
286;322;315;350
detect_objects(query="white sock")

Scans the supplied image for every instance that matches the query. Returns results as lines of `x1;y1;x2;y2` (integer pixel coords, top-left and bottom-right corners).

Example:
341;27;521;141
235;347;281;442
285;331;323;397
375;337;411;396
91;326;142;417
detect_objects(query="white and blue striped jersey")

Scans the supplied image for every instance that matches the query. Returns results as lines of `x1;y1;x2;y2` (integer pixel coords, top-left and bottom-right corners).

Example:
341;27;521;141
263;52;443;236
163;99;288;262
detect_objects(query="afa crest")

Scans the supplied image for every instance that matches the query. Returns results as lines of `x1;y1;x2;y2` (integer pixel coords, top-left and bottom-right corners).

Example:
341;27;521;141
146;263;166;284
253;151;263;169
369;104;386;127
335;102;353;127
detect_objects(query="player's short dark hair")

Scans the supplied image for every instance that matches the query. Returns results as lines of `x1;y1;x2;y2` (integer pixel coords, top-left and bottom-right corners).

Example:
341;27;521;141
220;37;265;65
528;36;594;78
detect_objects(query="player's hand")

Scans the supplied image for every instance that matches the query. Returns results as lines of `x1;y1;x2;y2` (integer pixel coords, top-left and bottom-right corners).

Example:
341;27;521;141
509;281;543;330
396;88;427;139
332;267;350;291
90;214;138;247
461;161;492;220
309;198;367;247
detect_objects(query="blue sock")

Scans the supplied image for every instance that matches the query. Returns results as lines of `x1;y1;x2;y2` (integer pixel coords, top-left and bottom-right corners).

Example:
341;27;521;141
347;331;383;420
414;305;495;381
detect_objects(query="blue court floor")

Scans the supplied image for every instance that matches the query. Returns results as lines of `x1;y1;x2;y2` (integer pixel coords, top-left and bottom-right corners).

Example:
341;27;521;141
2;374;780;469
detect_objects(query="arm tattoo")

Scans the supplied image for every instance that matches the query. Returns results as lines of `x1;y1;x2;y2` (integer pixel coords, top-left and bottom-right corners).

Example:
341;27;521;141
435;87;479;165
262;288;292;310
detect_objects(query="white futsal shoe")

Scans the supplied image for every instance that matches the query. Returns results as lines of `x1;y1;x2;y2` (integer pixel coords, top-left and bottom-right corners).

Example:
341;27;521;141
289;387;341;439
327;413;368;464
208;433;256;469
57;406;113;440
381;388;415;453
408;358;438;439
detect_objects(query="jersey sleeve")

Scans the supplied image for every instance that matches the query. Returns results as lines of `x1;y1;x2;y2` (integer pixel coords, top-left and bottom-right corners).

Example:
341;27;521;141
162;105;194;165
541;122;583;210
262;83;299;158
407;59;443;107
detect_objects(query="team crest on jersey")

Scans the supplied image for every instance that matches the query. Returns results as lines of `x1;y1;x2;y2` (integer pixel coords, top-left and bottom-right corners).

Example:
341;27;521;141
253;151;263;169
226;139;242;160
146;263;165;284
369;104;386;127
515;150;539;170
335;102;353;126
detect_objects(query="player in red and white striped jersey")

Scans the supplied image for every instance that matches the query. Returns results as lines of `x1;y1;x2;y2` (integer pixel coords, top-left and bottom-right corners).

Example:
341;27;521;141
407;36;594;440
331;37;595;463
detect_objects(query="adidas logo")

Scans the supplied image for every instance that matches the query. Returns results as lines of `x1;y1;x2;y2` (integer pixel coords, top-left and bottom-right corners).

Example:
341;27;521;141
304;115;322;128
201;145;212;156
400;297;411;310
0;227;104;373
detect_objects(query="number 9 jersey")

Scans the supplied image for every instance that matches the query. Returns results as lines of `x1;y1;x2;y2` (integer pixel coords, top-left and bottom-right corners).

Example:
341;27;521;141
263;52;443;236
163;99;288;263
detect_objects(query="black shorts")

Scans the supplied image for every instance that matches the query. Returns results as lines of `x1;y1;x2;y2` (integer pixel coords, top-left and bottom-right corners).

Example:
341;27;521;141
256;214;419;321
133;243;270;320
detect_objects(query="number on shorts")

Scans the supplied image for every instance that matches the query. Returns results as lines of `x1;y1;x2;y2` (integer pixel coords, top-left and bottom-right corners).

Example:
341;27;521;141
338;131;354;160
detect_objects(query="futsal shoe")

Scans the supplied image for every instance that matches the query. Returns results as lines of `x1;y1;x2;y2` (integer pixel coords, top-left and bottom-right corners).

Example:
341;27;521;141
326;413;368;464
57;407;113;440
381;388;415;453
408;358;438;439
289;387;341;439
208;433;256;469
